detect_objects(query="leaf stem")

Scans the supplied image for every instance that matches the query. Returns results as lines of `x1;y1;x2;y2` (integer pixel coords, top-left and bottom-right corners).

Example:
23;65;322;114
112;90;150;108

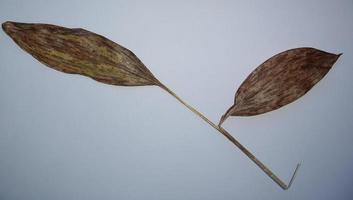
159;83;300;190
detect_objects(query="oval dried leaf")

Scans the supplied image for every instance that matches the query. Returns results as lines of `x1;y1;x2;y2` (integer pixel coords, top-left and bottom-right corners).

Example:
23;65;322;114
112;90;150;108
2;21;160;86
219;47;341;125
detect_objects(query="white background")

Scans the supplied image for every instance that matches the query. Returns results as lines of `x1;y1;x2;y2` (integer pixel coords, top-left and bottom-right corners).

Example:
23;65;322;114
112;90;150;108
1;0;353;199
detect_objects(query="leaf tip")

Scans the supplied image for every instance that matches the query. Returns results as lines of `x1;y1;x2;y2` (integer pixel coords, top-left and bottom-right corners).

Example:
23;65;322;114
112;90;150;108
331;52;342;65
2;21;21;36
2;21;12;33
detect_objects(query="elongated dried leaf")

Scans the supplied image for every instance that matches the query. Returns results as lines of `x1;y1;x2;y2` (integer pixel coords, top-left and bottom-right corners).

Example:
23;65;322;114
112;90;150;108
219;47;341;125
2;21;160;86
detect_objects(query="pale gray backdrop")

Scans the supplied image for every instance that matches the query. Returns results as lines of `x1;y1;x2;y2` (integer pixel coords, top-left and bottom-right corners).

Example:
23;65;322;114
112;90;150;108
1;0;353;199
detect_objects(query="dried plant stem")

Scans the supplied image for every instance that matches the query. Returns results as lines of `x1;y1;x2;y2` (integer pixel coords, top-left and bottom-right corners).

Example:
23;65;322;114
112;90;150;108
160;84;300;190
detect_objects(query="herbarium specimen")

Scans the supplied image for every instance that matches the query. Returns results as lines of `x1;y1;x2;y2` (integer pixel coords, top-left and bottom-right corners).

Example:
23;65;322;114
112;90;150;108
2;21;341;190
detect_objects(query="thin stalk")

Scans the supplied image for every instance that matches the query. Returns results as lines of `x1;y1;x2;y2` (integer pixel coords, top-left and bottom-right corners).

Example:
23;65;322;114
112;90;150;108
159;83;300;190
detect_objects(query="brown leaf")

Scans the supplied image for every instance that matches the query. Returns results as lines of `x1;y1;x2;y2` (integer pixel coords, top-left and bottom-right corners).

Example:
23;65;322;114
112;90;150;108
2;21;161;86
219;47;341;126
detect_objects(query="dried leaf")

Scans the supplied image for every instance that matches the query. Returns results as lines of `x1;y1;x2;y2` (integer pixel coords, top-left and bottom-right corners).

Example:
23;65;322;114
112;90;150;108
3;21;333;189
2;21;160;86
219;47;341;125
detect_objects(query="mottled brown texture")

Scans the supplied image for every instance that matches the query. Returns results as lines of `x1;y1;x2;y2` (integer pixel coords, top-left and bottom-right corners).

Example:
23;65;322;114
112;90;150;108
219;47;341;125
2;21;160;86
4;21;338;190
